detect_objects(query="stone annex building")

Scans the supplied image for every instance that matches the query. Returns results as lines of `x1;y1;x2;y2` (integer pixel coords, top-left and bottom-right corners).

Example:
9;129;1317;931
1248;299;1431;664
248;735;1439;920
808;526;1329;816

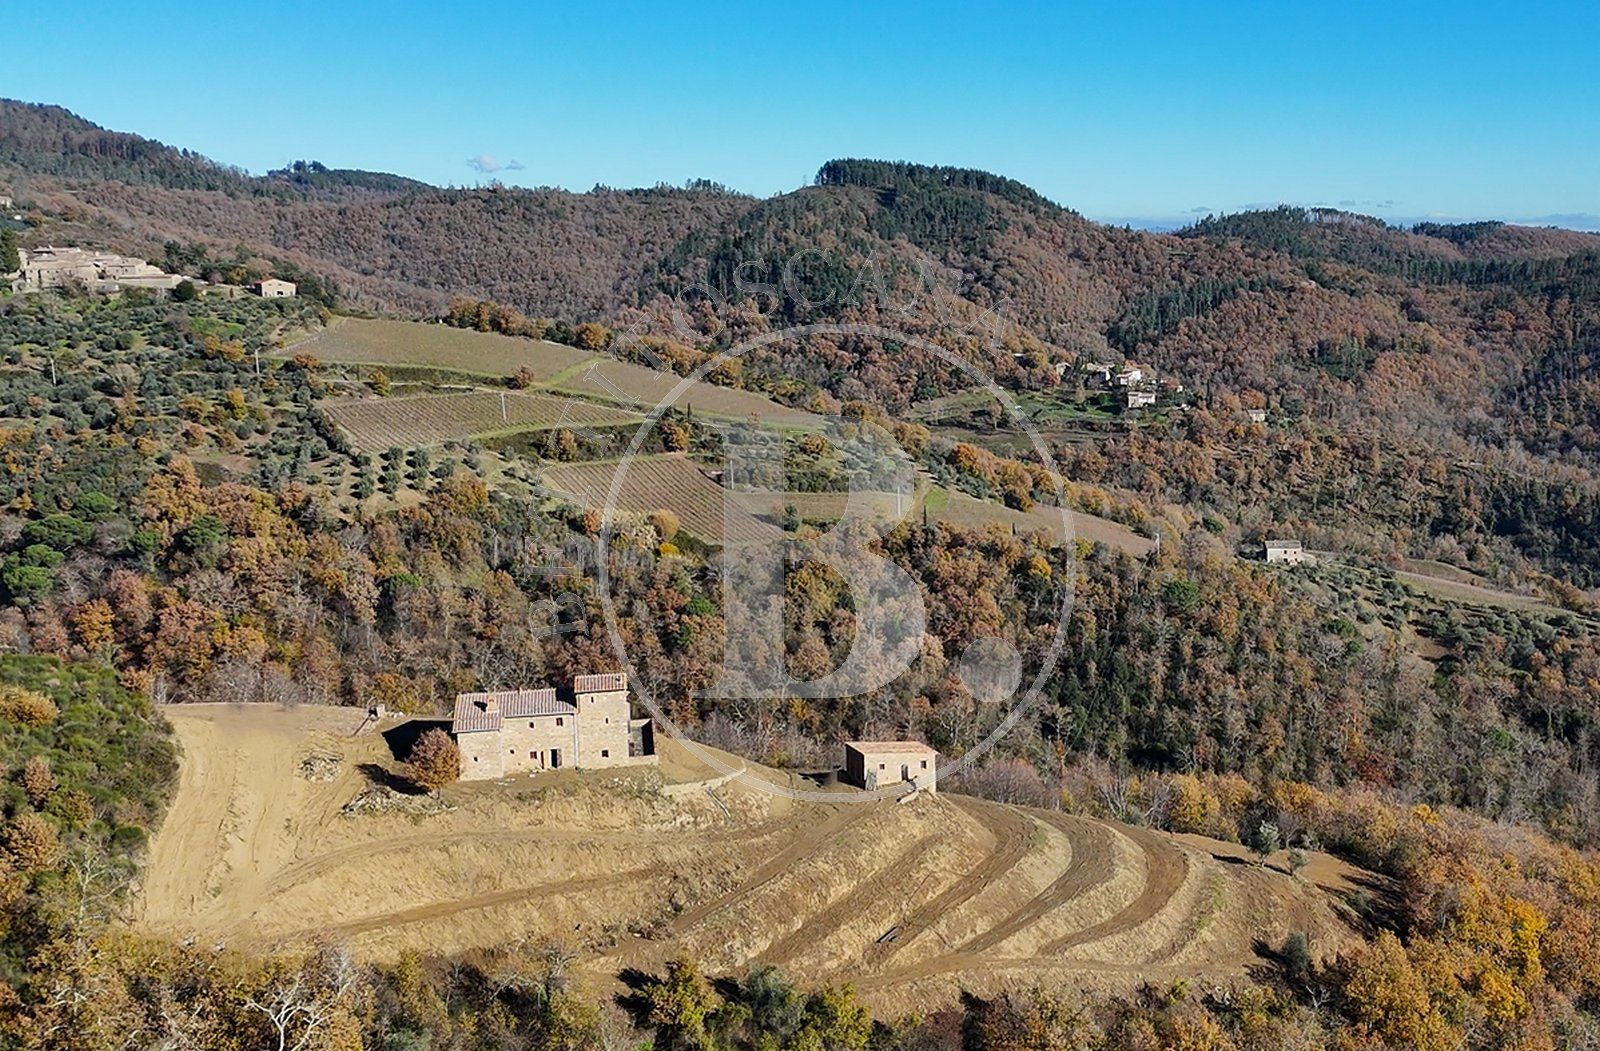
450;673;656;780
842;740;938;793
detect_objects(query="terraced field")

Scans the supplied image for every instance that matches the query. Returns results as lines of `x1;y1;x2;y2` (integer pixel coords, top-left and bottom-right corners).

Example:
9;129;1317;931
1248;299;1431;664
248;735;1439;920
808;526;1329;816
927;486;1156;555
139;704;1370;1012
732;479;1157;557
291;317;597;380
541;454;777;543
552;358;821;427
292;317;819;426
324;391;644;450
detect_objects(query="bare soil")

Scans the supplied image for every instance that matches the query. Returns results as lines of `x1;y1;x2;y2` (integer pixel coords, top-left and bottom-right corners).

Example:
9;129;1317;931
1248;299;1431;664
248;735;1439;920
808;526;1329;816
137;704;1371;1009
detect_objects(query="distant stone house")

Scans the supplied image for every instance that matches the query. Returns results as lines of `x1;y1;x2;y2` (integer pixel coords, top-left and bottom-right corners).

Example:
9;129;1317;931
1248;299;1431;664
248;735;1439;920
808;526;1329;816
15;246;172;293
1245;408;1268;424
1263;540;1306;565
1114;364;1144;388
0;194;12;210
450;673;655;781
843;741;938;794
253;277;297;298
1125;388;1157;409
1082;362;1115;388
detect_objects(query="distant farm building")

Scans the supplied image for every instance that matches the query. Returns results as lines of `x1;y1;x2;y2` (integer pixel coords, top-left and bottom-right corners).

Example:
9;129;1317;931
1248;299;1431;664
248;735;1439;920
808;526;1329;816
1246;408;1268;424
450;673;656;780
254;277;297;298
1081;362;1115;387
843;741;937;794
13;246;178;293
1125;388;1157;409
1264;540;1306;565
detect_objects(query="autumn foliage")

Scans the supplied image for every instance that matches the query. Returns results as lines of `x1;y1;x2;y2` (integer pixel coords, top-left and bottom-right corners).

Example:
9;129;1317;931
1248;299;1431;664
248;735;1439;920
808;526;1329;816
407;728;460;792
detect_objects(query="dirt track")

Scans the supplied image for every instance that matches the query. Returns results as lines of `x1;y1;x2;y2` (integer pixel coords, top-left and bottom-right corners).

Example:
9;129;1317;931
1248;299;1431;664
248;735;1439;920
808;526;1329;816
137;705;1369;1007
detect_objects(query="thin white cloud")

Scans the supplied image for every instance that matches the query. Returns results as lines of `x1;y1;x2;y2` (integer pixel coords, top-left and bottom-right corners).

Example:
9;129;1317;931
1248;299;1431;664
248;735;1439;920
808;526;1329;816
467;154;526;174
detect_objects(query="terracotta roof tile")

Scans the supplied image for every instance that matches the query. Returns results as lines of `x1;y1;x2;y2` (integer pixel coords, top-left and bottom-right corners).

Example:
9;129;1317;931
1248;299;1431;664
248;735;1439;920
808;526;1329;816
844;740;937;755
573;673;627;694
452;688;573;733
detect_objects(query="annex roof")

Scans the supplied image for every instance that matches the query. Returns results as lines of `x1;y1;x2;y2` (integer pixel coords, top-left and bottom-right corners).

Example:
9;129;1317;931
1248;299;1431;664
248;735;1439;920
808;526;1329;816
573;672;627;693
844;740;938;756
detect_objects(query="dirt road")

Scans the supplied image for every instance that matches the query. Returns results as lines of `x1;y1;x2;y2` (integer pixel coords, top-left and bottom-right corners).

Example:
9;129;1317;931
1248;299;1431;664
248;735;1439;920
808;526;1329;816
138;704;1368;1009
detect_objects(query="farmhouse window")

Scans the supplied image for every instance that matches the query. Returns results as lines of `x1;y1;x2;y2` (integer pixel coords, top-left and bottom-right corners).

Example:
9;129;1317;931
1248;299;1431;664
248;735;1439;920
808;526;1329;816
879;763;886;770
921;760;928;769
556;718;564;726
601;749;610;758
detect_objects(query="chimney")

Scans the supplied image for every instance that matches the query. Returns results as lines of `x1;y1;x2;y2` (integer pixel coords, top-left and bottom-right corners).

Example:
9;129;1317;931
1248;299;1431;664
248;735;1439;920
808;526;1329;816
480;695;498;714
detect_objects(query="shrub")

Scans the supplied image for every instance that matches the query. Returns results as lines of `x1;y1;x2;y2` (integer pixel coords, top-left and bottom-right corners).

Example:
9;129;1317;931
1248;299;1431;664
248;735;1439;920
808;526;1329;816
4;813;59;871
0;685;58;728
1282;930;1313;978
573;322;610;351
407;729;460;792
47;789;94;829
21;514;94;550
649;509;681;543
18;756;55;806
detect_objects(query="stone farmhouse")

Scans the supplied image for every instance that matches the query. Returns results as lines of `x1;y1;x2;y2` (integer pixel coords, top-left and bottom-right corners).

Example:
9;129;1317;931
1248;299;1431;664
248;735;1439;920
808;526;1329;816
14;246;166;292
1264;540;1307;565
450;673;656;780
843;740;938;794
253;277;297;298
6;245;297;299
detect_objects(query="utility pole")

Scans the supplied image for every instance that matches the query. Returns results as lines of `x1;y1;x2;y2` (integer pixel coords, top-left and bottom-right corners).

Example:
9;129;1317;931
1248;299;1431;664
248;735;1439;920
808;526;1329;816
500;391;508;422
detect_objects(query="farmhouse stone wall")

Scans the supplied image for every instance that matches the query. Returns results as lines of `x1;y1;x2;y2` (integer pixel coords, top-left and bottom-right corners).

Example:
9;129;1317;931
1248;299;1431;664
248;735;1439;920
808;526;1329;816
844;743;938;793
452;675;655;781
575;686;631;766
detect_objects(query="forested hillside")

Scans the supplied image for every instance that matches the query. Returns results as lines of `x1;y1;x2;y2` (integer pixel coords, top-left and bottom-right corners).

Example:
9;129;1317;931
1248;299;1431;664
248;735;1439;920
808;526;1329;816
5;99;1600;1047
0;290;1599;1047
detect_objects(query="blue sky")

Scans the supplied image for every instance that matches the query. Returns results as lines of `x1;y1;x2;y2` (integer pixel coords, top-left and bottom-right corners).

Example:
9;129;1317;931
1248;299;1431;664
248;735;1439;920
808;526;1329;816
7;1;1598;227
